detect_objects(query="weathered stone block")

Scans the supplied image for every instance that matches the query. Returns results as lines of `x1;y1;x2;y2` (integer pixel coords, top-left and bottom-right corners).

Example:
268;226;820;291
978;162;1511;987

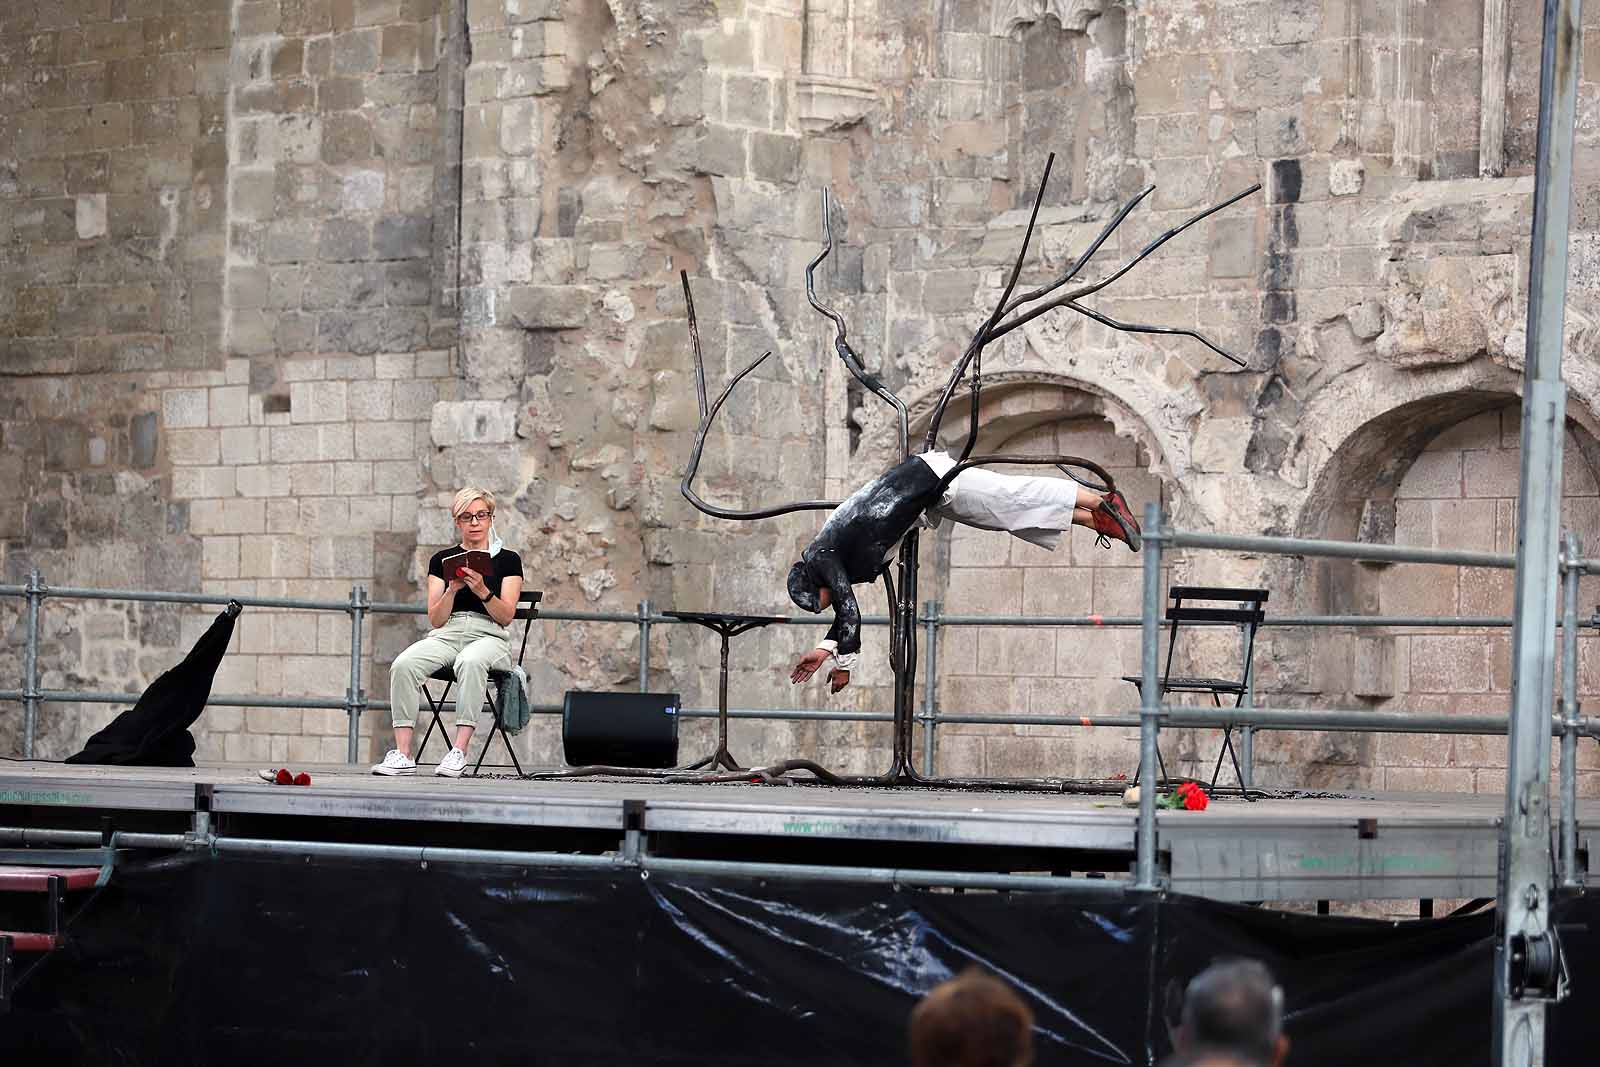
321;111;375;164
318;219;372;262
431;400;517;446
749;131;800;184
373;214;431;260
725;74;772;128
504;285;591;329
210;385;249;427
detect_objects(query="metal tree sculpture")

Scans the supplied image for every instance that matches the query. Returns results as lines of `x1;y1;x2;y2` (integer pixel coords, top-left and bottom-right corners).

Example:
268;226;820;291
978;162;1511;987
673;153;1260;788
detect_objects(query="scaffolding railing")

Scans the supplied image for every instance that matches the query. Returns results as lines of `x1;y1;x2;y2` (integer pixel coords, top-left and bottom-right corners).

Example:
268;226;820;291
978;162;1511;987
1126;508;1596;897
2;543;1593;819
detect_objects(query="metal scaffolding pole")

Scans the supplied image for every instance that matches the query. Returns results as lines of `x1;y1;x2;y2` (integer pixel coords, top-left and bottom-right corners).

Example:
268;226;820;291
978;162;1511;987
1496;0;1582;1059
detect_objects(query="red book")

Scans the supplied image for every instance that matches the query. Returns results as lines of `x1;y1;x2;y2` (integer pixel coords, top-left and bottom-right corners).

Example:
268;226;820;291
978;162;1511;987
440;549;492;581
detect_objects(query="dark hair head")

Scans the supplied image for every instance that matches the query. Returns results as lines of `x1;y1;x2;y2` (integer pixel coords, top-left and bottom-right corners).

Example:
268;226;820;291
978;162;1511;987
787;561;822;613
909;969;1034;1067
1179;959;1283;1063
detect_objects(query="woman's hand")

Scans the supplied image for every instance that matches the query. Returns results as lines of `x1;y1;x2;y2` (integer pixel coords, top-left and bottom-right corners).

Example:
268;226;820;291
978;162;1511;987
460;569;490;600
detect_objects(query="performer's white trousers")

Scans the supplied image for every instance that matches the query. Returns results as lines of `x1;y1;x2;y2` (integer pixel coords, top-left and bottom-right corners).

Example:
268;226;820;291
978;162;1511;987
917;451;1084;551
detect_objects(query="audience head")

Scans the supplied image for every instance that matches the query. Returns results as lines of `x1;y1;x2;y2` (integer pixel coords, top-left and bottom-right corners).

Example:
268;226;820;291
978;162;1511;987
1176;959;1288;1067
909;968;1034;1067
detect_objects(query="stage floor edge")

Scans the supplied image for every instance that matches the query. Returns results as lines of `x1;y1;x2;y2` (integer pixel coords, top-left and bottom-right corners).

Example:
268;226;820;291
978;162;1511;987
1;762;1591;903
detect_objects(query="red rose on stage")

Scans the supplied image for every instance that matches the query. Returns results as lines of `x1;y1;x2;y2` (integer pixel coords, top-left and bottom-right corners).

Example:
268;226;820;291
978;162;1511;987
1159;782;1209;811
274;768;293;785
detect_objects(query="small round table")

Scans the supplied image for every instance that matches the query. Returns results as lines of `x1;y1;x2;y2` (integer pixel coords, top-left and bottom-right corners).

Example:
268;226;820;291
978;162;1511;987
664;611;788;772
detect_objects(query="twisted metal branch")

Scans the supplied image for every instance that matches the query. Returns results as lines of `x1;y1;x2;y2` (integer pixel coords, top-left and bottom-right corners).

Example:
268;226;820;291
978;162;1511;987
679;272;841;520
806;188;909;458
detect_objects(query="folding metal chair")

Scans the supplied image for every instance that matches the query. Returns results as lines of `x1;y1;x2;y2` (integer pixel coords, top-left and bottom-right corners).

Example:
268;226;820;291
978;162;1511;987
1122;585;1267;793
416;591;542;776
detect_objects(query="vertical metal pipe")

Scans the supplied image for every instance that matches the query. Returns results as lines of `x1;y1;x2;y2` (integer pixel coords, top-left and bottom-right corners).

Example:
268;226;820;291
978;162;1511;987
21;569;42;760
921;599;939;775
638;599;651;691
1240;616;1255;788
346;584;367;764
1560;534;1581;888
1497;0;1582;1058
717;630;730;755
1240;724;1254;790
1136;503;1163;889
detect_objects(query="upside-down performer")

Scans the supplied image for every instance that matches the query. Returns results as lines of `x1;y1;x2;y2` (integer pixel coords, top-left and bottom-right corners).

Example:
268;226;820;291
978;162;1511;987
787;451;1140;692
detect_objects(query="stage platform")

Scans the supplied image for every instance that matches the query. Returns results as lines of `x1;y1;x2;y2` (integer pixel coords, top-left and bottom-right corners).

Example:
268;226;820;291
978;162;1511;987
1;762;1589;903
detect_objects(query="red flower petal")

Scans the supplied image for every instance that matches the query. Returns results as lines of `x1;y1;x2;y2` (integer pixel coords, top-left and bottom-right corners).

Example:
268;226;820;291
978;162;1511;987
294;772;311;786
274;768;292;785
1184;789;1209;811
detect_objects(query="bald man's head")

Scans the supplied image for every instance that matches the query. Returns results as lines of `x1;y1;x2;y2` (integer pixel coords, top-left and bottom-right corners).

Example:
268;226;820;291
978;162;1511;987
1177;959;1288;1067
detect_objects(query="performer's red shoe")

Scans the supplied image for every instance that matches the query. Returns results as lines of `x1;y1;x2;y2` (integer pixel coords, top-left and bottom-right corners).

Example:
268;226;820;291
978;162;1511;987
1092;491;1142;552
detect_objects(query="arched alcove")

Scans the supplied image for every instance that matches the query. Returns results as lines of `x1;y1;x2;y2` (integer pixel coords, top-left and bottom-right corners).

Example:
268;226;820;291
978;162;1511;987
1275;391;1600;794
906;376;1175;779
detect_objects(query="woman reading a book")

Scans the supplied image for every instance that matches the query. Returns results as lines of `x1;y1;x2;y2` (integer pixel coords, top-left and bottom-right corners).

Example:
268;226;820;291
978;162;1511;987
372;487;525;778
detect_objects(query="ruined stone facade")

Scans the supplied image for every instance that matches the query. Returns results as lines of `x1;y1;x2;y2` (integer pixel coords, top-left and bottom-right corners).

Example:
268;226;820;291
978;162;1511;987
5;0;1600;793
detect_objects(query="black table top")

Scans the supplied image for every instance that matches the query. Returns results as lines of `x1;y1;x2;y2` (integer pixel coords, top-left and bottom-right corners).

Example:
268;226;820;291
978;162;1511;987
664;610;788;628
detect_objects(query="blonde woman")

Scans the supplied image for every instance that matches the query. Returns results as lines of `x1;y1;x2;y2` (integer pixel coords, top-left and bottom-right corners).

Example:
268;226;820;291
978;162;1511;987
373;487;525;777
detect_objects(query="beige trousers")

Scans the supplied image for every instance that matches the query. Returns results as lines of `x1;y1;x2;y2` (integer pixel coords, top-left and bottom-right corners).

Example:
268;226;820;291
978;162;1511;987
388;612;511;729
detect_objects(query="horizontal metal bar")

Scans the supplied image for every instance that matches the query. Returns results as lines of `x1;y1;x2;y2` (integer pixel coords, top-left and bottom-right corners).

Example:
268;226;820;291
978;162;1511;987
6;688;1591;736
937;707;1600;737
366;600;899;627
16;829;1122;891
10;690;353;710
639;855;1124;891
3;585;1576;632
23;587;355;612
1161;530;1516;569
933;614;1548;629
0;828;193;850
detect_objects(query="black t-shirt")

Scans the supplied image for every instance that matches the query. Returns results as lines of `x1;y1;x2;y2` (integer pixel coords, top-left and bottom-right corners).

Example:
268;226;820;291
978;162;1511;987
427;546;524;619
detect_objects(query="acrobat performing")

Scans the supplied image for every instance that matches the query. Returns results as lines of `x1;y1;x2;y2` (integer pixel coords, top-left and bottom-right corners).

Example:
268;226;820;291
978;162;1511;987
786;450;1141;692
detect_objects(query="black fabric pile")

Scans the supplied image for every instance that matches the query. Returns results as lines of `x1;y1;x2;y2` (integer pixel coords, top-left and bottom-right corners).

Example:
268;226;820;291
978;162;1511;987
64;601;241;767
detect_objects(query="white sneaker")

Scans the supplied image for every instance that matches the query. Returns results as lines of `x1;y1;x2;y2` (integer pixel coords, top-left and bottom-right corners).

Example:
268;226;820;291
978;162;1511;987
434;748;468;778
371;750;417;776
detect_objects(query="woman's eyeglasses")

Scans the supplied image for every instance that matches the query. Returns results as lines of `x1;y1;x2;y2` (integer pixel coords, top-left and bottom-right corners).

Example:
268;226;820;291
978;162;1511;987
457;510;494;524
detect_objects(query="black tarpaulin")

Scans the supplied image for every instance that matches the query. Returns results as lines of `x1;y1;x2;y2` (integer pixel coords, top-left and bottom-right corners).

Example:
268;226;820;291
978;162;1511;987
3;852;1591;1066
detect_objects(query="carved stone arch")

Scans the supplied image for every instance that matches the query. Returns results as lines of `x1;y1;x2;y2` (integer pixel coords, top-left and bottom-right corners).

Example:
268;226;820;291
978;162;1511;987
992;0;1116;37
896;371;1173;780
1255;375;1600;791
884;370;1186;515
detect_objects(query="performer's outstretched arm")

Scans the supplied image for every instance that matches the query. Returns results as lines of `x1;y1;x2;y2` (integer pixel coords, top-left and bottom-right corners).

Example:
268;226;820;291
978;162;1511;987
790;557;858;692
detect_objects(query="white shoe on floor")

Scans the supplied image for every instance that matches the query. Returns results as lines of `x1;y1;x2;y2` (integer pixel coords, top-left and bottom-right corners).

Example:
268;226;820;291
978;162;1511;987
434;747;468;778
371;750;417;776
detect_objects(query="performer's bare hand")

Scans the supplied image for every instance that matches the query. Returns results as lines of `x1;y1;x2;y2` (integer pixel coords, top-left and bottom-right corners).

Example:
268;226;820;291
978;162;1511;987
444;576;467;596
790;648;831;684
828;668;850;693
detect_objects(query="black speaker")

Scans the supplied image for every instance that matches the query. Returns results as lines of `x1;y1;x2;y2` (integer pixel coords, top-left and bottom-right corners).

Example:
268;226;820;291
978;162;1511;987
561;690;681;768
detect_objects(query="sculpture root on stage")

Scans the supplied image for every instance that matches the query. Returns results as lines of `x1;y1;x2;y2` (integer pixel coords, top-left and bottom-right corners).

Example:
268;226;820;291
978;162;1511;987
543;153;1261;791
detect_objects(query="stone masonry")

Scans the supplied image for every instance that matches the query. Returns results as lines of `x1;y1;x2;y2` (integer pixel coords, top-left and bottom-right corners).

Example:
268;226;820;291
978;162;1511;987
5;1;1600;797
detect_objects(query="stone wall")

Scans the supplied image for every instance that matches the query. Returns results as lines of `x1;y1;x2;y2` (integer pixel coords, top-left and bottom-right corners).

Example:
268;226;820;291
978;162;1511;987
6;0;1600;796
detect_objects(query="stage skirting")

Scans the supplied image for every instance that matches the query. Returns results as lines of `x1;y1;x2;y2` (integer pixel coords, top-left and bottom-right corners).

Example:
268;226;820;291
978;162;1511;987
5;851;1597;1065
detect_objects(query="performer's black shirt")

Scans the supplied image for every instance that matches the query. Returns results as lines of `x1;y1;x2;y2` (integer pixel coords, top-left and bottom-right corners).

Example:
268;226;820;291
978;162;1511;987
427;546;524;618
797;456;944;656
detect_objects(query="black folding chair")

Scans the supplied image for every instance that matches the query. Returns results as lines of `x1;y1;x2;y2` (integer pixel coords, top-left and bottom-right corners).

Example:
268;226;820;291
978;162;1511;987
416;591;542;776
1122;585;1267;793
